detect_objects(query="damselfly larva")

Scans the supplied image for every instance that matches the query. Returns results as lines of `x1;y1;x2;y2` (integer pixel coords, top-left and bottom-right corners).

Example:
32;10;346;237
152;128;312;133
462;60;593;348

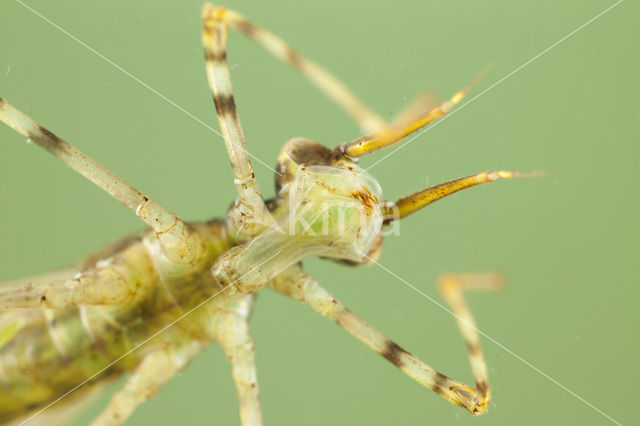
0;4;530;425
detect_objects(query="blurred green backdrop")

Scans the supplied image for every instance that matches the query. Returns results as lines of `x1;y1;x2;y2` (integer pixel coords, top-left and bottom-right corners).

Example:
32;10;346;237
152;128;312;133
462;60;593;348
1;0;637;425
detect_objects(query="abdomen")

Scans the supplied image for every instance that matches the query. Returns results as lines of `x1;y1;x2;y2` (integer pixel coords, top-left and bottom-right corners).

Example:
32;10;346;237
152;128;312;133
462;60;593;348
0;306;125;424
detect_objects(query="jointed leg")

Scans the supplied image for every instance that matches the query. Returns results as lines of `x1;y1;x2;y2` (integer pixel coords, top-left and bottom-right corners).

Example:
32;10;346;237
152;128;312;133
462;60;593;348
436;273;505;403
214;302;262;426
92;343;201;426
0;98;203;266
0;268;128;310
270;266;498;415
0;246;155;309
202;6;269;234
200;5;459;149
202;4;386;135
200;5;481;162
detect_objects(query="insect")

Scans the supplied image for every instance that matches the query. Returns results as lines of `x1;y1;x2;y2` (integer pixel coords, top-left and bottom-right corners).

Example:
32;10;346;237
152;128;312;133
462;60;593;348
0;4;529;425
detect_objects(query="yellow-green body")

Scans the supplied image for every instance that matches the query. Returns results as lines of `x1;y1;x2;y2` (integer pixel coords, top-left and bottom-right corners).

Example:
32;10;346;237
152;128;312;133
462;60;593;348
0;4;521;424
0;220;234;423
0;139;388;425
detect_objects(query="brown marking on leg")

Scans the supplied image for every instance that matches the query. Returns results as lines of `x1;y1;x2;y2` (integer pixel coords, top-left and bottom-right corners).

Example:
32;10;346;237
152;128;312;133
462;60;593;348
234;19;260;38
0;98;202;267
33;124;62;147
213;93;238;118
270;268;495;416
381;340;410;368
285;46;304;68
476;380;489;397
204;49;227;62
466;340;481;358
432;371;452;398
205;6;387;133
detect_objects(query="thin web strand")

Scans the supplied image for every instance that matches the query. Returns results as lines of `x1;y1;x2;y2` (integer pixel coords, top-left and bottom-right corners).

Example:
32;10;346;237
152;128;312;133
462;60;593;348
364;254;622;426
363;0;623;173
13;0;281;176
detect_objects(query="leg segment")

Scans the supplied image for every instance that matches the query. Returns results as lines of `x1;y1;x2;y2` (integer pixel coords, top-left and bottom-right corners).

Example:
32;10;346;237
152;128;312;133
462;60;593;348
0;98;203;266
202;4;386;135
91;344;199;426
0;268;130;309
200;5;483;165
436;273;505;403
0;246;155;309
270;266;498;415
214;301;262;426
202;6;269;235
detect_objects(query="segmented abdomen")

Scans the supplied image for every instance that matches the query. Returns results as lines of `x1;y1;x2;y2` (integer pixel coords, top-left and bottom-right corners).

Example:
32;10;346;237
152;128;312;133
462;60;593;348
0;305;126;423
0;220;231;424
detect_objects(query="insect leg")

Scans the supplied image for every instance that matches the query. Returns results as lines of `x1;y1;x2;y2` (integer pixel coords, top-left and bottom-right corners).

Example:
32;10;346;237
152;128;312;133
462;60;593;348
435;272;505;406
382;170;534;222
215;303;262;426
0;271;127;309
91;343;201;426
202;4;387;135
201;6;486;162
202;7;269;235
0;245;155;309
0;98;204;266
270;266;497;415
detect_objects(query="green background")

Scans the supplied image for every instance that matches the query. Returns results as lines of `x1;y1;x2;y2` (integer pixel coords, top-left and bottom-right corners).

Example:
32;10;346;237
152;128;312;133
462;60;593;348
1;1;637;425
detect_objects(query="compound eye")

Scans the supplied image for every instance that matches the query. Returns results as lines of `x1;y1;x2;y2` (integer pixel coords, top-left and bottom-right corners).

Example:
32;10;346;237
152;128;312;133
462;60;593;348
275;138;334;193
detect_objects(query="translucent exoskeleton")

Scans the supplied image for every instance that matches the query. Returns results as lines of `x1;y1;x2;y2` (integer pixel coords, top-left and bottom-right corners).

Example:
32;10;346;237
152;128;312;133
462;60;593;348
0;4;532;425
